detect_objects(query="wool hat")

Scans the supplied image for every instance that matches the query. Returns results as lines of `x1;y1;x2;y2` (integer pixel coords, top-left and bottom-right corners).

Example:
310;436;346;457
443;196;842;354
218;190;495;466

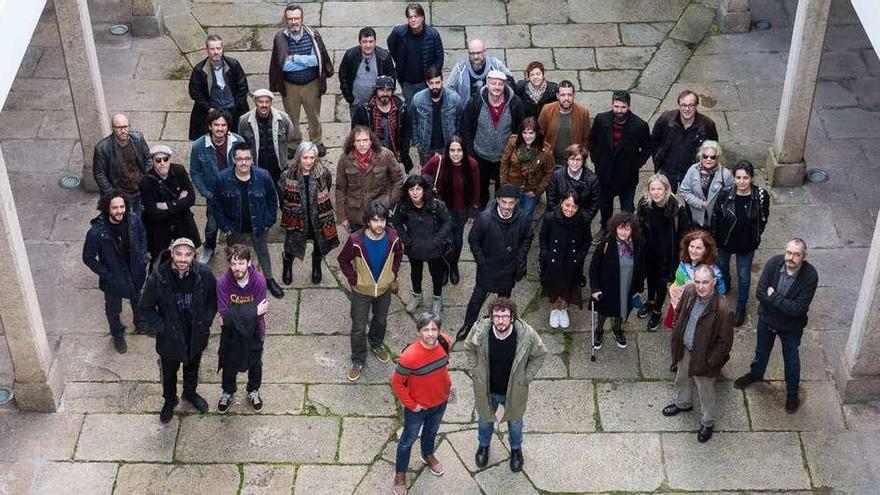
253;88;274;100
375;76;396;89
496;184;520;199
149;144;173;157
169;238;195;250
487;70;507;81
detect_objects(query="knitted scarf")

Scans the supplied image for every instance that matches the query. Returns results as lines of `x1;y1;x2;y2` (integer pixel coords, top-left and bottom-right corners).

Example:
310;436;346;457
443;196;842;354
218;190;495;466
354;148;374;173
369;97;399;155
279;167;338;242
525;81;547;104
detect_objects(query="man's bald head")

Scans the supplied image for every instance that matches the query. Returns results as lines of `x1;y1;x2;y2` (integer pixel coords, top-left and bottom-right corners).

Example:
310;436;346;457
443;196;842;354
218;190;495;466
468;39;487;70
111;114;130;143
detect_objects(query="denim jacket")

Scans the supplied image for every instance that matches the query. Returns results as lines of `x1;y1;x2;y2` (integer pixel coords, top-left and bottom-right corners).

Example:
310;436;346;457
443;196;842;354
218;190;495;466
210;166;278;234
410;87;460;153
189;133;245;200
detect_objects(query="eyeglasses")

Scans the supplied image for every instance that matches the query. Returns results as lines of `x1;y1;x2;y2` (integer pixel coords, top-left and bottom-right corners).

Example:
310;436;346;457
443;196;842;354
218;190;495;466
154;156;170;163
701;154;717;160
492;314;511;320
679;103;696;109
469;50;486;56
112;125;130;130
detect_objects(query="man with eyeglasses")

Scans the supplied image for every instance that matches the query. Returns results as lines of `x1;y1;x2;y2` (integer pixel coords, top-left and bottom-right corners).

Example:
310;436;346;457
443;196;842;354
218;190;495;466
94;113;152;215
447;39;515;115
387;2;444;105
463;297;545;473
339;27;397;118
650;89;718;192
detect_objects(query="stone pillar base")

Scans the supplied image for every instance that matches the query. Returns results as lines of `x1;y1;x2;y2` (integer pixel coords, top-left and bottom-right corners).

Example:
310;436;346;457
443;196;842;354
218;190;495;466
131;1;163;37
766;147;805;187
13;357;65;412
718;0;751;33
835;356;880;403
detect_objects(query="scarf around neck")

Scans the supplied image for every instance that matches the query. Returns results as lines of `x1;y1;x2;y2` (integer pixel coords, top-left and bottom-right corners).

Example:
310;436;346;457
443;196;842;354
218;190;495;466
369;97;400;155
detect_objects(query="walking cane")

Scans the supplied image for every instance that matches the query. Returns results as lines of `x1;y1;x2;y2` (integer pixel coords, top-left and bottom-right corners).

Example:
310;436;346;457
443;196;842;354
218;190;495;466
590;298;596;362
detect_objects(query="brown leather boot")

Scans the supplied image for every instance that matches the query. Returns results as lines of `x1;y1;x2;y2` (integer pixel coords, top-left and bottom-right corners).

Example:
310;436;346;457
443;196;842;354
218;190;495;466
392;472;407;495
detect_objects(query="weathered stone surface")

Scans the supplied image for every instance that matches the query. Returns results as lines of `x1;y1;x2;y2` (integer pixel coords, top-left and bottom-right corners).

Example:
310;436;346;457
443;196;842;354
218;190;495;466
507;0;569;24
569;332;641;379
664;432;811;490
596;46;656;69
308;383;396;416
474;462;540;494
207;27;257;51
760;204;842;249
57;334;158;380
445;428;509;472
339;417;396;463
802;430;880;491
746;381;845;431
446;371;476;423
5;78;73;110
261;335;395;383
193;3;320;27
669;4;716;44
0;413;83;461
115;464;240;494
842;401;880;431
0;463;35;494
634;39;692;98
535;354;568;378
597;381;750;431
321;2;412;27
819;107;880;138
432;2;507;26
0;110;43;138
524;380;595;432
164;12;207;53
0;139;75;174
554;48;597;70
241;465;296;495
621;22;675;46
176;415;339;462
293;465;368;495
103;79;191;111
580;69;639;90
297;289;351;335
75;413;177;461
197;383;306;415
468;25;531;49
569;0;690;22
531;24;620;48
31;462;117;495
506;48;555;71
409;440;482;493
524;433;664;492
353;460;396;495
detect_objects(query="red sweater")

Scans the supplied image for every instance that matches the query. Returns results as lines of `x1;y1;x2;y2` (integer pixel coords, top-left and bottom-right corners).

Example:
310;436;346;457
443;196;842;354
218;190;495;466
391;335;452;410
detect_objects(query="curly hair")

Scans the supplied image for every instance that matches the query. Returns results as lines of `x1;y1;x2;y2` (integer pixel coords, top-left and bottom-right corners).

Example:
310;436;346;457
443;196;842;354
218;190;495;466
487;297;518;321
96;189;129;216
679;229;718;265
606;211;640;243
343;125;383;155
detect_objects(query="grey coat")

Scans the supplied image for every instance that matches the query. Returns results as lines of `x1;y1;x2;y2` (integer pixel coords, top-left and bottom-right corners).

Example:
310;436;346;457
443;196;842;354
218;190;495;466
238;108;295;169
678;163;734;228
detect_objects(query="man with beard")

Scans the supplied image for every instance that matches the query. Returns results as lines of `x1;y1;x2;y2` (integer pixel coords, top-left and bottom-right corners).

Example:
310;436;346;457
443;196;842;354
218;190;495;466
538;80;592;167
387;2;444;105
651;89;719;192
339;27;397;117
138;237;217;423
238;89;295;188
216;244;269;413
410;66;460;165
83;190;149;353
188;34;249;140
93;114;152;215
588;90;652;231
457;185;532;341
337;202;404;382
447;39;515;115
352;76;413;172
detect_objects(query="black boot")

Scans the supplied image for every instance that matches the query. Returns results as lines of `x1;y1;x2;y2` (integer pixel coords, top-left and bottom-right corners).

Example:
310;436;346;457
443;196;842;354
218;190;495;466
311;255;323;284
735;305;746;327
612;318;627;348
282;256;293;285
449;262;460;285
267;278;285;299
593;315;606;350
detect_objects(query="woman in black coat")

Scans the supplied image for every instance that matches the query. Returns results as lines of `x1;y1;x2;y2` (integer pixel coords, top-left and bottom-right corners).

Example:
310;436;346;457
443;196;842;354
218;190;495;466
635;173;688;331
138;148;201;266
589;211;645;350
540;190;592;330
515;61;558;119
393;174;452;316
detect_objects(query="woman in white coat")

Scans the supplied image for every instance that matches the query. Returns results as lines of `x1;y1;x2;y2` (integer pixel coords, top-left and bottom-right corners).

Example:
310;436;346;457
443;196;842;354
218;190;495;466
678;140;733;229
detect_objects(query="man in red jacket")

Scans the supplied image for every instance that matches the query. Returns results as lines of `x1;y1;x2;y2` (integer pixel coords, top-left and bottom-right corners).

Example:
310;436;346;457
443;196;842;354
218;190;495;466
391;312;452;495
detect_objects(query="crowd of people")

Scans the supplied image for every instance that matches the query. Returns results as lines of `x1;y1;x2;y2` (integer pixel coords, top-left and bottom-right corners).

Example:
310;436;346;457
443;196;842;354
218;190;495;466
79;3;820;493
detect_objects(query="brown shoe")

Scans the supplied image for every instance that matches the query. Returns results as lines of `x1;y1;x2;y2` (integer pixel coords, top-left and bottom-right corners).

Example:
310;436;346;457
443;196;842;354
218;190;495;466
422;454;445;476
371;346;390;363
348;363;363;382
392;472;407;495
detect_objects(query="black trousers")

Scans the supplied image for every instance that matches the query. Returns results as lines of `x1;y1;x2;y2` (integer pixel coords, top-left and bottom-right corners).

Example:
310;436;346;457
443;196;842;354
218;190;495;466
474;155;500;208
160;352;203;401
411;257;446;296
463;283;512;331
645;258;669;312
221;348;263;394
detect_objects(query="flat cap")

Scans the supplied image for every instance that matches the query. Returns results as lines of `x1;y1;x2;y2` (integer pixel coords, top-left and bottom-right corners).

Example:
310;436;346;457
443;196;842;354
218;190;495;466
149;144;173;156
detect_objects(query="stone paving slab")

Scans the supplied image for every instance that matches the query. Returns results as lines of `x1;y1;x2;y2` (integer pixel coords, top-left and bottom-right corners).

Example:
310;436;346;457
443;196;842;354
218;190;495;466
721;329;830;382
569;0;690;23
621;22;675;46
260;335;395;384
445;428;510;472
308;383;397;416
597;381;750;432
531;24;620;48
339;417;397;464
842;401;880;431
634;38;693;98
523;432;664;492
0;463;35;494
176;415;339;462
446;370;476;423
57;334;159;380
802;429;880;490
297;289;352;335
0;412;83;461
322;2;414;27
431;1;507;26
569;332;642;379
241;464;297;495
534;354;568;378
663;431;811;491
30;462;117;495
523;380;596;432
114;463;241;494
192;3;321;28
409;440;482;494
293;464;368;495
353;459;395;495
669;3;715;44
474;462;539;494
746;380;846;431
75;413;178;461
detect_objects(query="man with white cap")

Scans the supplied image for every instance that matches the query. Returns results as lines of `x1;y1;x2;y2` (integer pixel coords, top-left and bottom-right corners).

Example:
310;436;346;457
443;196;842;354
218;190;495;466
139;145;201;271
138;237;218;423
461;70;525;208
238;89;295;188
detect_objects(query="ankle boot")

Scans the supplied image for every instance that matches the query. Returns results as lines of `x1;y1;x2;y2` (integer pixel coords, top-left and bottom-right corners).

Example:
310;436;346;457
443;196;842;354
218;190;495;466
432;294;443;315
449;262;460;285
735;305;746;327
612;318;627;348
406;293;423;314
593;315;606;349
311;255;323;284
282;256;293;285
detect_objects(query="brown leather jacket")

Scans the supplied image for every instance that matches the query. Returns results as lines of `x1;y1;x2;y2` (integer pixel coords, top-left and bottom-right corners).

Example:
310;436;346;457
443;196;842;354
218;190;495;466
335;147;405;226
499;135;555;196
670;285;734;377
537;101;592;155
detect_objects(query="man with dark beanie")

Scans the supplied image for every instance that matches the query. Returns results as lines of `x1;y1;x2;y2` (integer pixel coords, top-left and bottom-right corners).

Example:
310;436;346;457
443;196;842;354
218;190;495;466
457;184;532;341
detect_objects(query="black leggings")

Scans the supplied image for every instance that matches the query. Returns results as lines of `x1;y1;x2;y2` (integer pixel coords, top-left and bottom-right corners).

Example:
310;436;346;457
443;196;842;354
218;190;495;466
410;258;446;296
645;260;668;312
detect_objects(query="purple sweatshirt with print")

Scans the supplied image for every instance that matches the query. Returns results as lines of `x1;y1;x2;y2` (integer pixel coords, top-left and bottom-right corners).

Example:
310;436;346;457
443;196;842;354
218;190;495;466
217;264;267;336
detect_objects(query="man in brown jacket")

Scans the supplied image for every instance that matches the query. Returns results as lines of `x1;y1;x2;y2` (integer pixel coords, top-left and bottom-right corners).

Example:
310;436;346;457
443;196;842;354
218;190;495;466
335;126;406;232
662;264;734;443
538;80;591;167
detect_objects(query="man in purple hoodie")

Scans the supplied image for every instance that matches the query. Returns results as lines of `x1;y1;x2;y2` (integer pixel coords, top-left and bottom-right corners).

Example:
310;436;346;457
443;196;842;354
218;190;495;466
216;244;269;412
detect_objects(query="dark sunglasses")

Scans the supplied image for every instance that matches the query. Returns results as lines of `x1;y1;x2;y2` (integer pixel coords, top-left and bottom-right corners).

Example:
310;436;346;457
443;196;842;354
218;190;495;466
701;154;717;160
154;156;170;163
364;58;370;72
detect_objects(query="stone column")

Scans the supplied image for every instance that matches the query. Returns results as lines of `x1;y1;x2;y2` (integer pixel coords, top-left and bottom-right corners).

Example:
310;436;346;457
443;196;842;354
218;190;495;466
0;145;65;412
54;0;110;193
765;0;831;187
835;214;880;402
718;0;750;34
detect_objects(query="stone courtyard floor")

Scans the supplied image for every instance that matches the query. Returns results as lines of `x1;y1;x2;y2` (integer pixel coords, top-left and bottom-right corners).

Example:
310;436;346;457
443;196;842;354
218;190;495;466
2;0;880;493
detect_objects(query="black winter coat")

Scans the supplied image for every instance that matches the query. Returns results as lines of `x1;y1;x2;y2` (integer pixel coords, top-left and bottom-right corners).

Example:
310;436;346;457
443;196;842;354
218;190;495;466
138;257;217;363
468;200;533;292
338;46;396;104
393;193;452;261
711;186;771;254
589;110;651;194
589;237;646;318
539;209;591;290
188;56;250;140
82;213;149;298
138;163;201;258
218;303;262;373
756;255;818;333
636;195;688;280
650;110;718;174
545;166;601;220
514;80;558;119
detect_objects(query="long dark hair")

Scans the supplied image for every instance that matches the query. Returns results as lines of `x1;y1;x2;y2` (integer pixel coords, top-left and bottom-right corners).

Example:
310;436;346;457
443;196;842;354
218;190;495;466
399;174;435;211
515;116;545;149
439;136;474;206
343;125;383;154
97;189;130;216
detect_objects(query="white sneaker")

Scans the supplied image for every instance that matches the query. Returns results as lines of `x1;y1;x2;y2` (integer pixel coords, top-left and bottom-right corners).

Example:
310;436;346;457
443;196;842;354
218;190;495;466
198;248;214;265
558;309;570;329
549;309;560;328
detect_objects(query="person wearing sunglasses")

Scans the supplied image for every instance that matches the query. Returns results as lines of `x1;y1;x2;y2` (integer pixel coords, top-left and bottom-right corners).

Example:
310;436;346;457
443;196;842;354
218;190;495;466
339;27;397;119
679;140;733;229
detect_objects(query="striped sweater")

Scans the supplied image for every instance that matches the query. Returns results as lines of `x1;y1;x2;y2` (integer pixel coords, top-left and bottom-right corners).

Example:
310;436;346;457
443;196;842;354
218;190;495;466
391;335;452;410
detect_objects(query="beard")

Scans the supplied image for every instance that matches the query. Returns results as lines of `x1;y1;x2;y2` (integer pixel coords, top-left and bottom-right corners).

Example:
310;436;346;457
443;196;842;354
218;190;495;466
430;87;442;98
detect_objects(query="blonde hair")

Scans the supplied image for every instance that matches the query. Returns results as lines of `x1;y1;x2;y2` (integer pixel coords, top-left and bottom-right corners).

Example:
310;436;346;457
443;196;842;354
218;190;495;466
641;173;672;207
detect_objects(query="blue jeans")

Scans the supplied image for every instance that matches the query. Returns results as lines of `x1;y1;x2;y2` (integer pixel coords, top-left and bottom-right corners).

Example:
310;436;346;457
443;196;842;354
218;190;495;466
717;248;755;309
396;402;447;473
750;319;802;398
401;81;427;107
204;203;218;250
477;393;524;450
519;193;538;221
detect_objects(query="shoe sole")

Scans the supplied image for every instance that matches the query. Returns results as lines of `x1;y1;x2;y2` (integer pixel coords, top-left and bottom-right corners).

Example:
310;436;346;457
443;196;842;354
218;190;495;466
218;406;230;414
662;408;693;417
592;343;603;350
615;341;627;349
